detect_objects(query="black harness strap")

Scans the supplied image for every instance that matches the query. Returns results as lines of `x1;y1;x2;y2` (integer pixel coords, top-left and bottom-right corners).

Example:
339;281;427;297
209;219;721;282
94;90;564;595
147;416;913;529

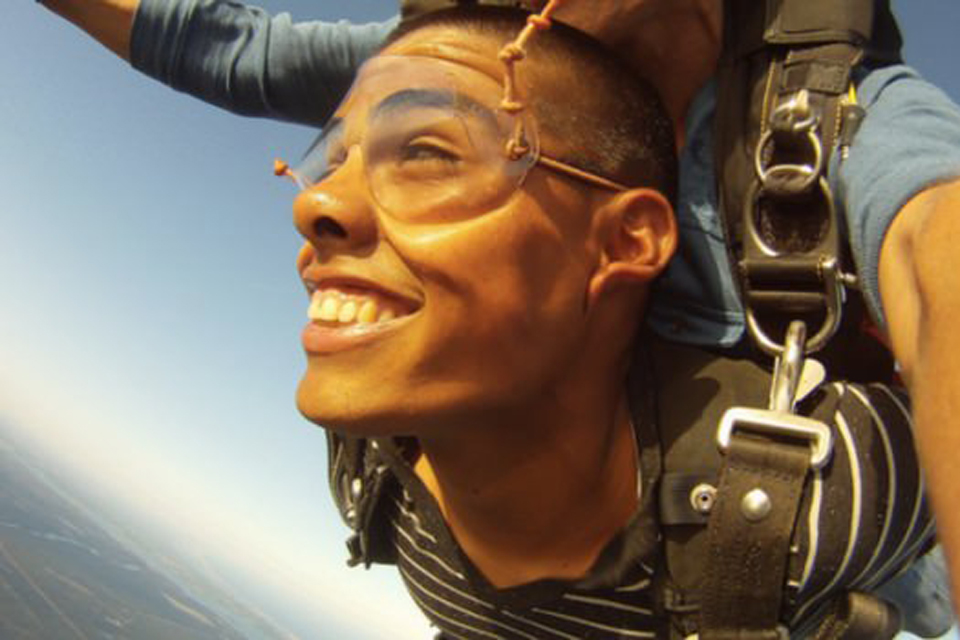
328;432;397;567
700;435;810;639
716;0;900;359
652;338;914;640
699;1;905;638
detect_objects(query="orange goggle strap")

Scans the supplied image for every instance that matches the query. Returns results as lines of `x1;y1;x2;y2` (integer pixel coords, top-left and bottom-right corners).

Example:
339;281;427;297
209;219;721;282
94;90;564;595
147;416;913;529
499;0;628;192
498;0;559;159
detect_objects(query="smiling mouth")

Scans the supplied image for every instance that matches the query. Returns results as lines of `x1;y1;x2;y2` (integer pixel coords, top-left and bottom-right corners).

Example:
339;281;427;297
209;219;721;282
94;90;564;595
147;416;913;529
307;287;417;328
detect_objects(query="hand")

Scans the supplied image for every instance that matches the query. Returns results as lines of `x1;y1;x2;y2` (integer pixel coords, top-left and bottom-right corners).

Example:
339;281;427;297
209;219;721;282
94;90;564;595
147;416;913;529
39;0;140;60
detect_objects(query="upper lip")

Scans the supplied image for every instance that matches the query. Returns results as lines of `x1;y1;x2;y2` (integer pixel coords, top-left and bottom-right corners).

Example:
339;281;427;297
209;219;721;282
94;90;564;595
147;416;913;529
300;266;423;312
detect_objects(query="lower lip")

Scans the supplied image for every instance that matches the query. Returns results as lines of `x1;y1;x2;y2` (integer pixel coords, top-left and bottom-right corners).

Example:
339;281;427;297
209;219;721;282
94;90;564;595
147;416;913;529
301;319;405;354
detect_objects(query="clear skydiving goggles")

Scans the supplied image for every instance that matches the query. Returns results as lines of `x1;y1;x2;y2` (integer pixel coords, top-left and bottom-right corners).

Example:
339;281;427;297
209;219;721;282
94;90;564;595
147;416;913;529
276;0;628;224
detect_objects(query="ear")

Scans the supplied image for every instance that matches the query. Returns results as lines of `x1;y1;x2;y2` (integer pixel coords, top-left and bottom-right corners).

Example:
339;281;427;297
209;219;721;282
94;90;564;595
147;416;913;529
587;188;677;304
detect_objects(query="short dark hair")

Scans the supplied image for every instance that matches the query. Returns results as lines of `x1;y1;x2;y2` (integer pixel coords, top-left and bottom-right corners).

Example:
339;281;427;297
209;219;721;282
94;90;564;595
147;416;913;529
388;6;678;203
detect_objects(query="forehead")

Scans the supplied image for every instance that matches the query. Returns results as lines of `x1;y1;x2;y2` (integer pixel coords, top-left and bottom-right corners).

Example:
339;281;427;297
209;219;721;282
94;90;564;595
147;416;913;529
336;27;510;117
383;26;508;80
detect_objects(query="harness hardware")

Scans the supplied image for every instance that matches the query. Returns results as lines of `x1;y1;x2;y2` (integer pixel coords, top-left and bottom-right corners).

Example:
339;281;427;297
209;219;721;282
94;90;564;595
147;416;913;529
717;407;833;471
754;90;825;196
718;321;834;471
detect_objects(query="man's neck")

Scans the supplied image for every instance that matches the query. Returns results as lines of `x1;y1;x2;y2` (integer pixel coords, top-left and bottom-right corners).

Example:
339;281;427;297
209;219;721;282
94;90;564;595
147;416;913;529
413;385;639;588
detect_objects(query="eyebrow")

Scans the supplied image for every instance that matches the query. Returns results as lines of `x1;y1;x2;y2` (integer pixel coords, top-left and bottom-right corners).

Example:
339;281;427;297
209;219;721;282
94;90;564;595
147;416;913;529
303;88;502;161
371;88;501;130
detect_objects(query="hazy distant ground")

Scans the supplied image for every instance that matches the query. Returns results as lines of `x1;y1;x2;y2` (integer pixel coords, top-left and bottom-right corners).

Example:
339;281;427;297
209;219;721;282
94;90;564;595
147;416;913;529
3;416;955;640
0;422;347;640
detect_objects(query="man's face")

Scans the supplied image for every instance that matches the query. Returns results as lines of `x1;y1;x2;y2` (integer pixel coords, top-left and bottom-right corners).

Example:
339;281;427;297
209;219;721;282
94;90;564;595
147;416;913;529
293;27;606;436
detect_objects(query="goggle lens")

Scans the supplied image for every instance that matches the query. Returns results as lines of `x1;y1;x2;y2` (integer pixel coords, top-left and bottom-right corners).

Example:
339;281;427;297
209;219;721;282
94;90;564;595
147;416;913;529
292;55;539;224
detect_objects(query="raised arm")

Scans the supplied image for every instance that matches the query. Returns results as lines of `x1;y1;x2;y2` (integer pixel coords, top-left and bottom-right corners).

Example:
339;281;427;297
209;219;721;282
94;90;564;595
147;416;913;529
40;0;397;126
40;0;139;59
841;65;960;614
881;178;960;615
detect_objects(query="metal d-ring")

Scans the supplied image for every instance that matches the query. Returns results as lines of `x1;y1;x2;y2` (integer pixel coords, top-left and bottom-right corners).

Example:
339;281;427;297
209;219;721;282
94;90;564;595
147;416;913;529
754;89;824;195
754;127;824;195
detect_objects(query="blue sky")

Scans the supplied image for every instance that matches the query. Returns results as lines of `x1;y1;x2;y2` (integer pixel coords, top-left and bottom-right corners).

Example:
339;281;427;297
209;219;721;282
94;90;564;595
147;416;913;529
1;1;958;638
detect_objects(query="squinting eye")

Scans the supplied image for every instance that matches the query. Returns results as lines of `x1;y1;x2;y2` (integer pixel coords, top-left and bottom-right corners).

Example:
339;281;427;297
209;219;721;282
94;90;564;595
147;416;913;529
399;140;460;165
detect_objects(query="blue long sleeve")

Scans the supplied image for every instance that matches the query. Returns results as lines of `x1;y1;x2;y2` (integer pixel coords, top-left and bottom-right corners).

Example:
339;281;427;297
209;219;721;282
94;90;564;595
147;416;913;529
834;65;960;329
129;0;397;125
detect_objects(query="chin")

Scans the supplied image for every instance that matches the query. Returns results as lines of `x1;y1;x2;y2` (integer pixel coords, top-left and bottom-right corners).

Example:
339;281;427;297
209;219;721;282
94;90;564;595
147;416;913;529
295;371;427;437
295;365;510;439
297;378;381;435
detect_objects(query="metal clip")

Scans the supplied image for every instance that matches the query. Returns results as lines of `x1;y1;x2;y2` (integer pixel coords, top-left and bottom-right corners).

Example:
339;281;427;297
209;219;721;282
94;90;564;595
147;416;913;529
716;407;833;471
717;320;834;470
742;253;845;357
770;89;817;134
769;321;806;413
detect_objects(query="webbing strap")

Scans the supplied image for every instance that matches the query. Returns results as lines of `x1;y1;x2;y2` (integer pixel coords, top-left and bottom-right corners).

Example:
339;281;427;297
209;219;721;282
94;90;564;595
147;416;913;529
715;1;900;357
328;432;397;567
764;0;874;47
659;472;715;526
699;436;810;639
704;0;905;629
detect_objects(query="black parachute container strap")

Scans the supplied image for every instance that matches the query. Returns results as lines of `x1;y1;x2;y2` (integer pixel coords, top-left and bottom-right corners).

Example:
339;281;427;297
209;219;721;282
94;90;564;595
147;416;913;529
692;1;906;639
715;0;902;363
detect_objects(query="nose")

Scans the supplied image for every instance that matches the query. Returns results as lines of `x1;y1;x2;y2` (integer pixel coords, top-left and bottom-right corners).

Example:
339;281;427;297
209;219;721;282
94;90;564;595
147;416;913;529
292;148;379;258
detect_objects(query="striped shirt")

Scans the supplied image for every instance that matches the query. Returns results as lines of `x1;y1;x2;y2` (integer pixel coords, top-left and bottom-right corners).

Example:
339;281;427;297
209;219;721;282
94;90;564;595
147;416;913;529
344;350;933;639
390;486;661;639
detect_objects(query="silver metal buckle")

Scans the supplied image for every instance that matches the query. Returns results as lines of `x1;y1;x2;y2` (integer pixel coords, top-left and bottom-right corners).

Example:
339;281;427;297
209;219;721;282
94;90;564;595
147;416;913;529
718;321;834;470
716;407;833;470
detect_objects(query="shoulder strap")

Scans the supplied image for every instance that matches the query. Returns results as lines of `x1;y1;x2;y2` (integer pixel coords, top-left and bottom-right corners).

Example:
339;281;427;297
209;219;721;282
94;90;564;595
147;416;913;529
703;7;904;632
652;338;797;637
715;0;901;359
693;6;906;630
327;432;398;567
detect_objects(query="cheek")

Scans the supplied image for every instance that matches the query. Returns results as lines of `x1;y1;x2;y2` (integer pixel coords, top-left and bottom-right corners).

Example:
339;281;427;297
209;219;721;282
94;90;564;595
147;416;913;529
394;213;592;370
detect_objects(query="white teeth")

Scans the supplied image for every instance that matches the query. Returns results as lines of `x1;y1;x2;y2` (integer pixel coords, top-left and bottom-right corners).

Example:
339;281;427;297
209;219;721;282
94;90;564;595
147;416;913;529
319;296;339;321
308;295;324;320
338;300;358;323
308;289;405;326
358;300;378;324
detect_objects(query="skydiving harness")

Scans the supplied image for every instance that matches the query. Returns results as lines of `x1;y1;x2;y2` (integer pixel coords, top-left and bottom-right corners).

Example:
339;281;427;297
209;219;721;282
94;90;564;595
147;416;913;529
675;0;905;638
323;1;927;638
